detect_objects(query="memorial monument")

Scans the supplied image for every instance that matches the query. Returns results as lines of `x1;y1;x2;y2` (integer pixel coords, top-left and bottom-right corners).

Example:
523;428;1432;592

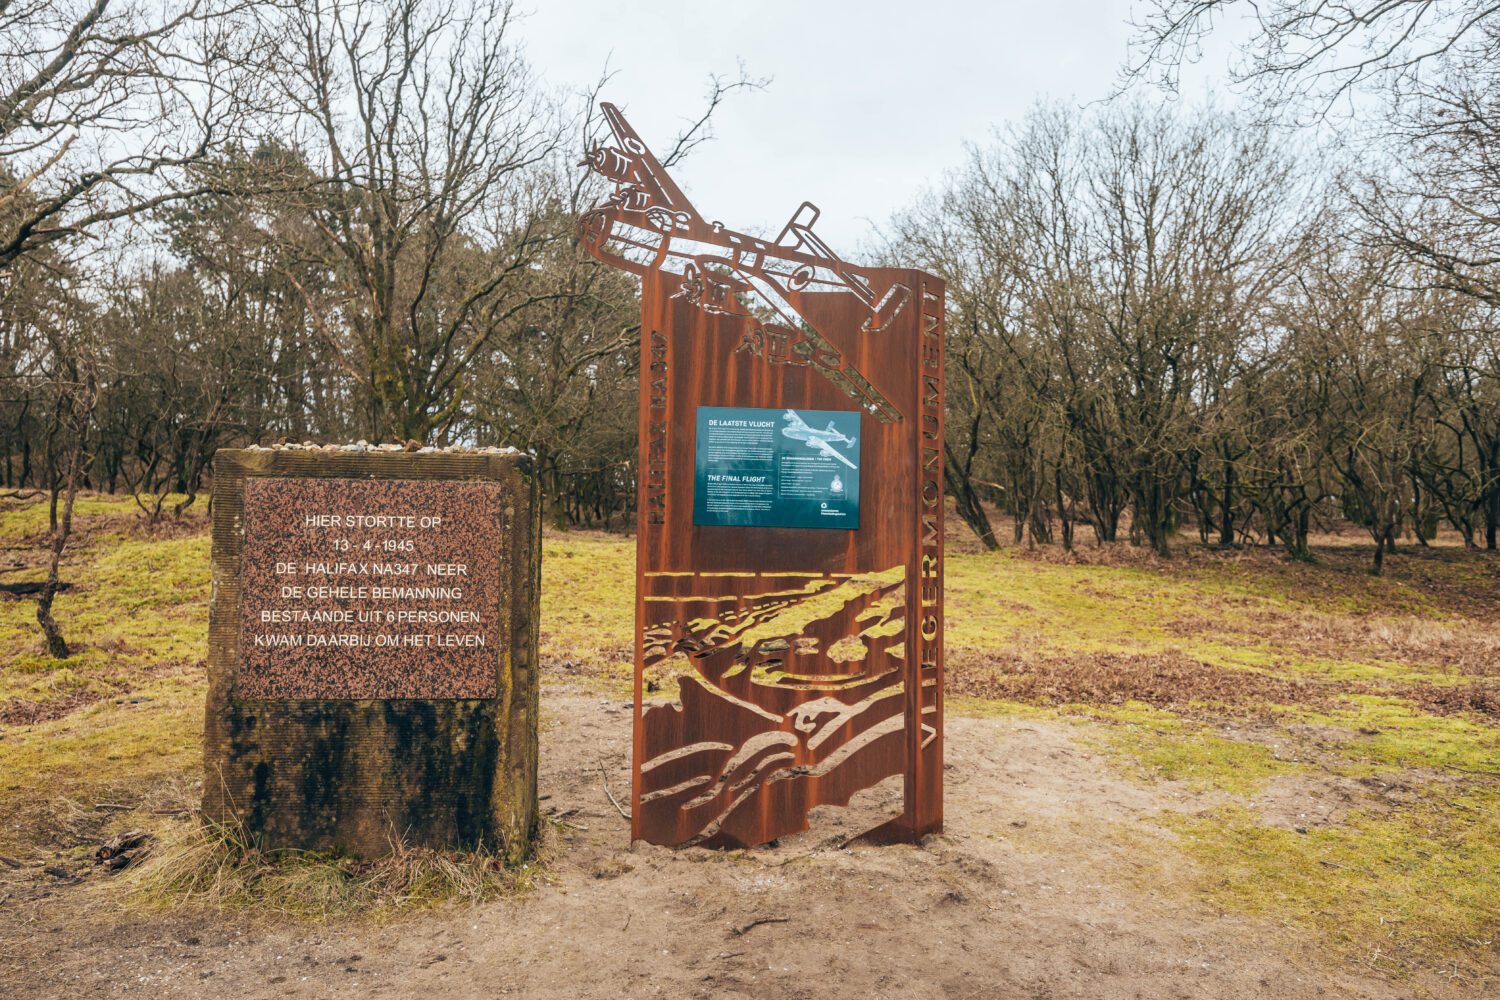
579;104;945;848
203;445;541;860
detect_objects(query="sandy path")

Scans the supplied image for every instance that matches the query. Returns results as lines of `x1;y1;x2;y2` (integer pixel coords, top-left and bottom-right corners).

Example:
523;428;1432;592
0;696;1429;999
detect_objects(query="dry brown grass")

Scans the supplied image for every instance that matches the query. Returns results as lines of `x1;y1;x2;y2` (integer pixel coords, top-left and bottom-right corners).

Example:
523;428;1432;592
950;648;1500;721
118;816;551;921
1169;608;1500;679
1398;682;1500;720
0;687;109;725
948;648;1336;713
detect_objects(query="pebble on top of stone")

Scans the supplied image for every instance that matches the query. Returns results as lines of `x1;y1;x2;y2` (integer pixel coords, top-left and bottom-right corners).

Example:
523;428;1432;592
243;440;523;455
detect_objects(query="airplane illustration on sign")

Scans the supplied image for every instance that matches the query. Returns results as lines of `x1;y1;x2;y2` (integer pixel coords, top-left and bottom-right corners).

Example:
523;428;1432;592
781;409;858;470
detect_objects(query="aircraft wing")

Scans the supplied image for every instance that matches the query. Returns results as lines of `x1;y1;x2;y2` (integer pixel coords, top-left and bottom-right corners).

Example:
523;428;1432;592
599;103;699;219
810;437;858;471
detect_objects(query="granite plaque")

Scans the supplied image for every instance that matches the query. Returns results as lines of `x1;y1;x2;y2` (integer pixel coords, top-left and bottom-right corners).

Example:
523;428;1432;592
237;477;504;699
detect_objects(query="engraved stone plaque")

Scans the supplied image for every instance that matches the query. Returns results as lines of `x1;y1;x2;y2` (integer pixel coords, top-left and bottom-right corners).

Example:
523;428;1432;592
237;478;504;699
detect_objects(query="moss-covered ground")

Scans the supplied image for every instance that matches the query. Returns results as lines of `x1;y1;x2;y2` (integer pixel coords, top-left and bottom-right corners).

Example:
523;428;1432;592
1;494;1495;976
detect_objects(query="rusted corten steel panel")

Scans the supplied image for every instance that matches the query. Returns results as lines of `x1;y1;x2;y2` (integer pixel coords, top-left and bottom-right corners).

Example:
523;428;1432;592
578;104;944;848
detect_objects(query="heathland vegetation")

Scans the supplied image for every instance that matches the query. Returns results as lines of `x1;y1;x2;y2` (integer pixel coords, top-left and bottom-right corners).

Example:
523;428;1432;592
0;495;1495;982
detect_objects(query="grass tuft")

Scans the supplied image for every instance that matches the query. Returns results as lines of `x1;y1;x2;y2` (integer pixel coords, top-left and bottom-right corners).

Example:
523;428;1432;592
119;816;549;921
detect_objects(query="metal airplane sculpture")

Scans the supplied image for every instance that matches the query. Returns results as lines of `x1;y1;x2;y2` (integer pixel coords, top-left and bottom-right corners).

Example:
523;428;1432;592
576;101;945;850
577;103;911;423
780;409;858;470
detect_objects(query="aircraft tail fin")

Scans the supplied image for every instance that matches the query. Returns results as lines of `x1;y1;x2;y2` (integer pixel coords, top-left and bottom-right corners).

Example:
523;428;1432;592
775;202;821;247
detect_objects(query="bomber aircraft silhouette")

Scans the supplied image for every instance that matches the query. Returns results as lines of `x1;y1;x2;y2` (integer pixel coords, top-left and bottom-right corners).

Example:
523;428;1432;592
780;409;858;470
577;103;911;423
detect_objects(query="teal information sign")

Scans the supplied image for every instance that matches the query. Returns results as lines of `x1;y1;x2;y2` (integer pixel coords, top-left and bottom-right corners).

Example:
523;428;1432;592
693;406;861;529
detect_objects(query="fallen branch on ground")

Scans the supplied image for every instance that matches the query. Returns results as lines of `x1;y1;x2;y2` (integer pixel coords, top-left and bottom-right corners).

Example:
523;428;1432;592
600;759;630;821
731;916;790;937
95;829;151;863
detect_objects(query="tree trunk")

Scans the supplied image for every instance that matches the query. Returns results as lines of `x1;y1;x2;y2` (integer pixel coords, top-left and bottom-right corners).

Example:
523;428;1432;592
1367;520;1396;575
1138;480;1172;557
1055;466;1073;552
944;444;997;550
1187;452;1210;544
1291;506;1313;562
549;479;568;531
1218;459;1235;547
1485;488;1499;551
1085;466;1121;543
36;401;90;660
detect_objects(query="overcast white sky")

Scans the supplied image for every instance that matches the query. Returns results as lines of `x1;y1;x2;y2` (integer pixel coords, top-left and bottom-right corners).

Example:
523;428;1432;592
518;1;1242;253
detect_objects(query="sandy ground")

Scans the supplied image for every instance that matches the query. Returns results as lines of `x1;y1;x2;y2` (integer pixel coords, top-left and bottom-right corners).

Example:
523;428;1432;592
0;694;1445;999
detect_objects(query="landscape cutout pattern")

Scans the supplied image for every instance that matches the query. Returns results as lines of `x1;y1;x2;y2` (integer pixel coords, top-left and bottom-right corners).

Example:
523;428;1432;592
579;103;945;847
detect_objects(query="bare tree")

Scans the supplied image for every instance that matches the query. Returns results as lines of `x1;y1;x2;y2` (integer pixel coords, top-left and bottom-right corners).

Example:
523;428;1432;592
32;290;100;657
1351;72;1500;309
235;0;566;443
0;0;265;268
1131;3;1500;318
901;102;1299;556
1130;1;1500;117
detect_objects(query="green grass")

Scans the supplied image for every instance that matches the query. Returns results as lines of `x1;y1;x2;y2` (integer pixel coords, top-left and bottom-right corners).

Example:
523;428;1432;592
1081;701;1309;795
0;493;1495;973
1164;799;1499;967
0;494;158;540
0;532;207;678
942;540;1497;978
1287;695;1500;775
1;675;201;795
539;530;635;683
945;545;1489;686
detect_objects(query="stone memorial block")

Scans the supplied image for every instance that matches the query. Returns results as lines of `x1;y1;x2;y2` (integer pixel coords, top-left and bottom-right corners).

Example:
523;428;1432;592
203;446;540;860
